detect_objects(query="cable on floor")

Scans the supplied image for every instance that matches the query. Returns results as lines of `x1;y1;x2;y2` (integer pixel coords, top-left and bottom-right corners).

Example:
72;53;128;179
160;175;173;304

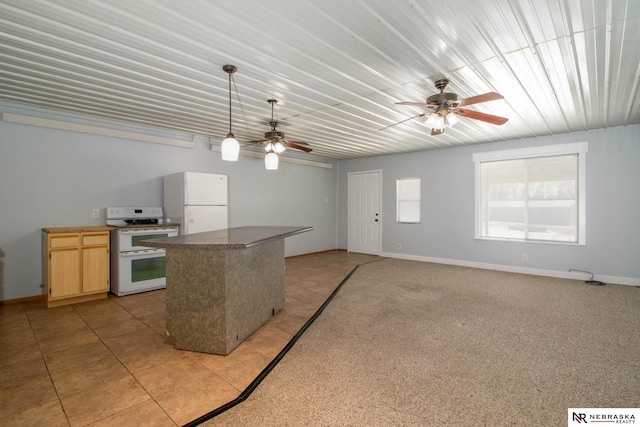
569;269;606;286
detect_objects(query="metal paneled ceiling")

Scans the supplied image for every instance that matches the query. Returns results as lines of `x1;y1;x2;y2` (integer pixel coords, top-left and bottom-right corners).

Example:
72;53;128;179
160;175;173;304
1;0;639;159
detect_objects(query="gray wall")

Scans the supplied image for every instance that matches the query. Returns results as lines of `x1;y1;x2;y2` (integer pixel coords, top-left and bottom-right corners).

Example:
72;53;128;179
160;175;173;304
2;100;638;302
0;103;338;301
337;125;640;285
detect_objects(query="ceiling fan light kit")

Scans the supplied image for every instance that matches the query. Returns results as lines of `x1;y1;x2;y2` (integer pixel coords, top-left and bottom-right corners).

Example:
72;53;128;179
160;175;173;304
265;141;285;154
221;64;240;161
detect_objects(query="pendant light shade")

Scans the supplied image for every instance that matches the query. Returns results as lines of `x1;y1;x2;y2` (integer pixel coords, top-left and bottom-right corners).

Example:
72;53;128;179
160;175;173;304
274;141;286;153
221;65;239;161
221;133;239;160
425;113;439;128
265;150;279;170
445;112;459;127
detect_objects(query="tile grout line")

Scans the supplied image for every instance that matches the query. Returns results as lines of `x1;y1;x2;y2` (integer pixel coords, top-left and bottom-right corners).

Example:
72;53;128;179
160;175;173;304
24;304;73;426
74;296;180;425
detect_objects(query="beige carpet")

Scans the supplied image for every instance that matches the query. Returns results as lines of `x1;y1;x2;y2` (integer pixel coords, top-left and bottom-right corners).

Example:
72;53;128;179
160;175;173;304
200;259;640;426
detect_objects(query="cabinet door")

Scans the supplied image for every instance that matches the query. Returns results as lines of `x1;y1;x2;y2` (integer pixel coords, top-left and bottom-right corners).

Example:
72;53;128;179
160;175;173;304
82;246;109;293
50;249;81;298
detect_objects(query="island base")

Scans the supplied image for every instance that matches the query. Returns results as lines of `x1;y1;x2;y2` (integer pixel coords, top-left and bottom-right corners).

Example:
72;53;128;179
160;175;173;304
165;239;285;355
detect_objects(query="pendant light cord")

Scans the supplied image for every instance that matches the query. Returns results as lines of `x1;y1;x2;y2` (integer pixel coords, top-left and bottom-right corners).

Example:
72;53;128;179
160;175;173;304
228;71;232;135
222;64;237;136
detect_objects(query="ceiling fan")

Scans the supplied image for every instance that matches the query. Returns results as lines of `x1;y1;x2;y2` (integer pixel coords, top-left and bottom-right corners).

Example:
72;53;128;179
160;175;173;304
382;78;508;135
248;99;312;153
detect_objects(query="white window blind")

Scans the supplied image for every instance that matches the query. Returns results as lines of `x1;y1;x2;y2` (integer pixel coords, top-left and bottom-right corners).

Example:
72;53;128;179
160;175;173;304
397;178;420;223
474;143;587;244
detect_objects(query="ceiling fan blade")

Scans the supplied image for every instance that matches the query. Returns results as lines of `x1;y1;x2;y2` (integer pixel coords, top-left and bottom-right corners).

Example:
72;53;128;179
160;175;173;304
379;113;426;131
284;140;312;152
457;92;503;107
454;108;508;125
431;128;445;136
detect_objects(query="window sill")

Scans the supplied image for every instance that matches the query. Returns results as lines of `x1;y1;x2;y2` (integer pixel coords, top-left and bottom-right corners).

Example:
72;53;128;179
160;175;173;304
474;236;585;246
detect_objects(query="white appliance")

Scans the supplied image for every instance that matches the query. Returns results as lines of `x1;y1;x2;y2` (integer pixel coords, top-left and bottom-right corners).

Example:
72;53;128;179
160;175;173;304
106;207;179;296
163;172;228;235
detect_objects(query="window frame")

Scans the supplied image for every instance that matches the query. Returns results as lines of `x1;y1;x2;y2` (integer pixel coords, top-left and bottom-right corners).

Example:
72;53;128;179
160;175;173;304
396;177;421;224
473;142;587;245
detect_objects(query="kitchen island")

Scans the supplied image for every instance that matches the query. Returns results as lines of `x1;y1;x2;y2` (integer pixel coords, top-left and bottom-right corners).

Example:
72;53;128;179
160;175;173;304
139;226;312;355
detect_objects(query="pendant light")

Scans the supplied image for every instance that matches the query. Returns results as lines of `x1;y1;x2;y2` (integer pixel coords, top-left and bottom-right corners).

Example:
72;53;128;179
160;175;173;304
221;65;239;161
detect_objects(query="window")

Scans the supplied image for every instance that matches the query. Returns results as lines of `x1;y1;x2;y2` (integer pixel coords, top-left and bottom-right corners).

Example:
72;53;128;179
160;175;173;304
473;142;587;244
397;178;420;223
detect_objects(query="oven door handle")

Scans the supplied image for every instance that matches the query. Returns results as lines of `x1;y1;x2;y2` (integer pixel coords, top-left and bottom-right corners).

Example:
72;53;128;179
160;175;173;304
119;228;177;235
120;249;165;257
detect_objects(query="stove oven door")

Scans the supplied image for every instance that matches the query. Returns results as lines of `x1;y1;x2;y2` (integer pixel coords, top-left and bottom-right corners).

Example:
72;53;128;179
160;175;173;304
113;249;167;296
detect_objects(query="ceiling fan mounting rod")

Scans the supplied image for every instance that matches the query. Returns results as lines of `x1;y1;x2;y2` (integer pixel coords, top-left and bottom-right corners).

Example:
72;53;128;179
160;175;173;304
268;99;278;129
265;99;285;139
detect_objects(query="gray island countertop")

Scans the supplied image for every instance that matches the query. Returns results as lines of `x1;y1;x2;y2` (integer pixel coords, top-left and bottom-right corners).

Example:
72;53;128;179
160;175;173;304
139;225;313;250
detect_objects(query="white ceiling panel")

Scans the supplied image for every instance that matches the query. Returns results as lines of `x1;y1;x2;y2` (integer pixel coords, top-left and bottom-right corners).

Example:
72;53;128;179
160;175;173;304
1;0;639;159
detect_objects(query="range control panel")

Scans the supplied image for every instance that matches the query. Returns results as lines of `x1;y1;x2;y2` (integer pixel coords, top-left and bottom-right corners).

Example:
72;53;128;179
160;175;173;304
106;207;165;226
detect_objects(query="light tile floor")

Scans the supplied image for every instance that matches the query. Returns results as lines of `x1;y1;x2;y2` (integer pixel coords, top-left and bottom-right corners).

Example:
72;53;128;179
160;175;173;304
0;251;379;426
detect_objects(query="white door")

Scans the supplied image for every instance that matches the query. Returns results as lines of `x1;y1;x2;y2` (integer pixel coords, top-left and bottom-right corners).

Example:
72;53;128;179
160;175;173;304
185;172;228;205
183;206;228;234
348;171;381;255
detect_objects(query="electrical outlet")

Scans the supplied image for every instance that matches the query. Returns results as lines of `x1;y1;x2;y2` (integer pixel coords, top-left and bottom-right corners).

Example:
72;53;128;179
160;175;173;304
396;243;401;249
521;254;528;262
92;209;99;219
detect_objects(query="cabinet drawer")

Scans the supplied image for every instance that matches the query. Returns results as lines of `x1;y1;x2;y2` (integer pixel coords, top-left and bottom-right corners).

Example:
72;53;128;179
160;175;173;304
49;234;79;249
83;233;109;246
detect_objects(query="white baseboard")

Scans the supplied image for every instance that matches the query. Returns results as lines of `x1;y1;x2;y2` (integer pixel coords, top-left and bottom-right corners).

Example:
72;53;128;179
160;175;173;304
379;252;640;287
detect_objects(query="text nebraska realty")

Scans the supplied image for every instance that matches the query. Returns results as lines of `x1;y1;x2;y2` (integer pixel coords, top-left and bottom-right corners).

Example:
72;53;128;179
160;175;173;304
576;413;636;424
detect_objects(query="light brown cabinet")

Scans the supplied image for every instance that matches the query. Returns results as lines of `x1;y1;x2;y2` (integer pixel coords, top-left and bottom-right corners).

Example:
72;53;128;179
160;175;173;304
42;227;113;307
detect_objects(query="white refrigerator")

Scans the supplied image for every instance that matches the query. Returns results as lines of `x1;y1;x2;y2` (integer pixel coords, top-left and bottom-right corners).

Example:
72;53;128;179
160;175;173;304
163;172;228;235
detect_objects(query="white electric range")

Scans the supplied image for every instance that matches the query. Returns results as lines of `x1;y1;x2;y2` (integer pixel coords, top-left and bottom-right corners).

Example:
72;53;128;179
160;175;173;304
106;207;179;296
